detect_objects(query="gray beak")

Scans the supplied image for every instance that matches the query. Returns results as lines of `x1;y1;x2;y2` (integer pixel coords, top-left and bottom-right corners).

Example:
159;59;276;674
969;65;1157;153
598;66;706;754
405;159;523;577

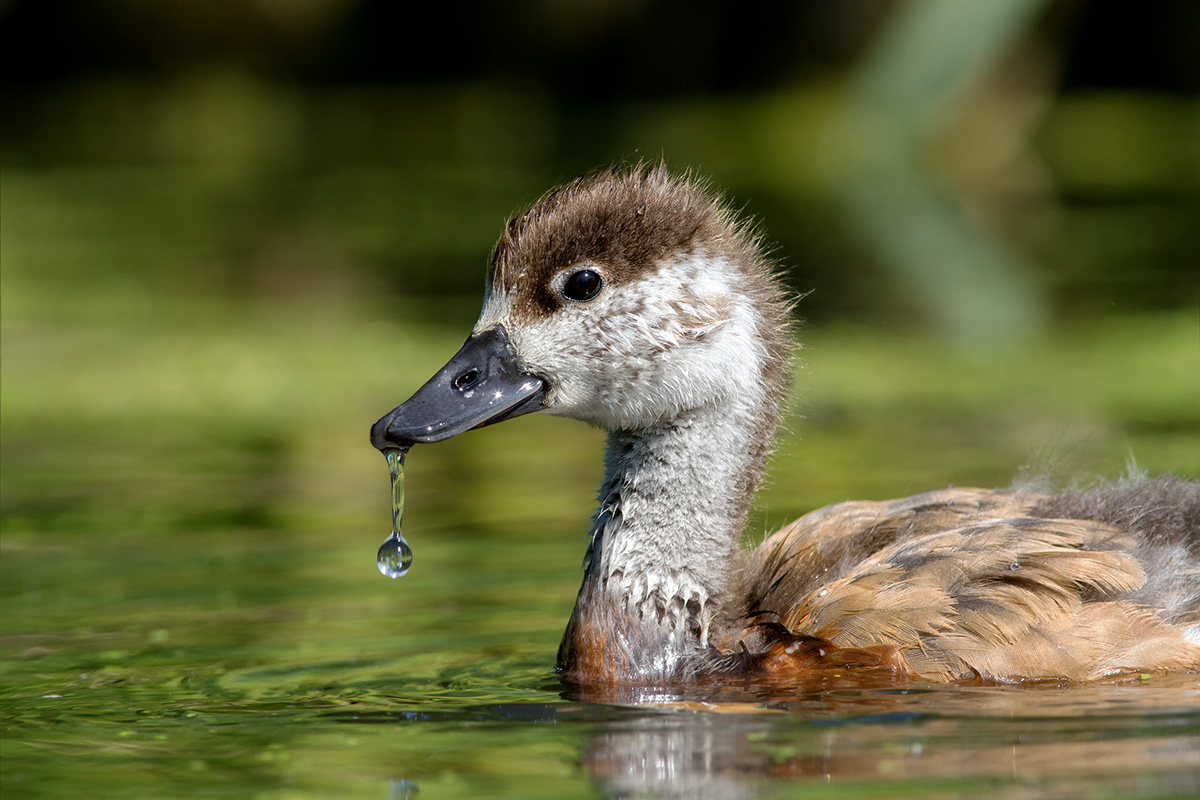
370;325;547;450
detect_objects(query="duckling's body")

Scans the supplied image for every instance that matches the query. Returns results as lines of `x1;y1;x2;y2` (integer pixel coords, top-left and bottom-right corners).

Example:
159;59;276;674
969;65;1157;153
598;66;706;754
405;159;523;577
372;166;1200;686
736;479;1200;683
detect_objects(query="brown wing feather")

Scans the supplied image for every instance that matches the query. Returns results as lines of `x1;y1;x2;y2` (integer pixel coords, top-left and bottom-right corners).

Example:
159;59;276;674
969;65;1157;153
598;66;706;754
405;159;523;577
740;488;1200;681
742;488;1039;622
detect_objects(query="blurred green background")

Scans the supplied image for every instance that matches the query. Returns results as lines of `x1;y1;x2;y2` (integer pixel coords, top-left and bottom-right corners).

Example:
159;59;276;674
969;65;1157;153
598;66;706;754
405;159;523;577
2;2;1199;796
3;0;1198;547
3;0;1197;537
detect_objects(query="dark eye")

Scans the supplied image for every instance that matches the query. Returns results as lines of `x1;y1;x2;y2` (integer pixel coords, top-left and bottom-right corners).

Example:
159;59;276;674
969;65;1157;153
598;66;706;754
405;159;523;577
562;269;603;302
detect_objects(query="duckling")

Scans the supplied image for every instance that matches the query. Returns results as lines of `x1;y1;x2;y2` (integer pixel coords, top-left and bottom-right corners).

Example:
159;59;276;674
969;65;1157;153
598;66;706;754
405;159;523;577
371;165;1200;686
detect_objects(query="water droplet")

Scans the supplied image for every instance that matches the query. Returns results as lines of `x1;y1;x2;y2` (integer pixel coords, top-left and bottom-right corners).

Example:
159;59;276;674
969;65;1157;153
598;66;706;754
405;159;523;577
377;531;413;578
377;446;414;578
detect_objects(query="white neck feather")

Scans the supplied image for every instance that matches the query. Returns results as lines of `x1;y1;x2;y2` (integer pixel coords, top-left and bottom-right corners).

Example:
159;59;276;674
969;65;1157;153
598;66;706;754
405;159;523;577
585;363;770;653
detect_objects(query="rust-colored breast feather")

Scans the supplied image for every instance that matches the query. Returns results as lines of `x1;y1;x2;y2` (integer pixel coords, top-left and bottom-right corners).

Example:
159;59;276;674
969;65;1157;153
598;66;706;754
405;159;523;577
741;488;1200;682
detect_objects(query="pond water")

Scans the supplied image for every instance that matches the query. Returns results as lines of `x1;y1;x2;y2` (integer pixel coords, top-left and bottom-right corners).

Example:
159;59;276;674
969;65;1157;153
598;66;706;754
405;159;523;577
4;508;1199;800
3;413;1199;799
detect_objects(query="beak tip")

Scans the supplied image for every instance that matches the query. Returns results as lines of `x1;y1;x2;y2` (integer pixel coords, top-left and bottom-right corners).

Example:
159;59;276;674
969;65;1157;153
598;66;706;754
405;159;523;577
370;412;411;452
369;416;392;452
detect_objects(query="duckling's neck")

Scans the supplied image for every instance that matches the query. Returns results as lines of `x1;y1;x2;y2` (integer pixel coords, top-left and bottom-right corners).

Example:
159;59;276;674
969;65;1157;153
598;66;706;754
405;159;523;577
558;392;774;683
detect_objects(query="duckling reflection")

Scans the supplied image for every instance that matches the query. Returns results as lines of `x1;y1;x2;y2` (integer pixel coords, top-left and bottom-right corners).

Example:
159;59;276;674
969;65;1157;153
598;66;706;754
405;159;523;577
584;712;774;800
372;165;1200;688
573;675;1200;799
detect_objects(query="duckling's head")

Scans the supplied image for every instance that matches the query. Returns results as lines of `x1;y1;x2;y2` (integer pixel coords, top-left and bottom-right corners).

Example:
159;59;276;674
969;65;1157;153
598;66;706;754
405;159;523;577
372;165;794;448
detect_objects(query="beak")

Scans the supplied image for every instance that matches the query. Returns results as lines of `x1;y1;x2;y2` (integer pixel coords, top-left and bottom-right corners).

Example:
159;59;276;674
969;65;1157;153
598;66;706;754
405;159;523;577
370;325;548;450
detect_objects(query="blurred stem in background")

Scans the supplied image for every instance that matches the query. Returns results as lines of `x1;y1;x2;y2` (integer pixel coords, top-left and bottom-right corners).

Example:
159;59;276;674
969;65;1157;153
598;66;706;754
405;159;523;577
830;0;1050;344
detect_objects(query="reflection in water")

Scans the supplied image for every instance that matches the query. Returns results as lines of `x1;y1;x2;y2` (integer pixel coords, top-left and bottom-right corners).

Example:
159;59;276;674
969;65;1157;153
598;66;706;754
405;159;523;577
386;778;419;799
585;712;786;800
571;677;1200;799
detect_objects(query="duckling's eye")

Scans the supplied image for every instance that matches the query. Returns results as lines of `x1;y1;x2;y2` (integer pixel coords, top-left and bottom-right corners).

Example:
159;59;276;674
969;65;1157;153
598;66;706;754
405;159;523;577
562;269;603;302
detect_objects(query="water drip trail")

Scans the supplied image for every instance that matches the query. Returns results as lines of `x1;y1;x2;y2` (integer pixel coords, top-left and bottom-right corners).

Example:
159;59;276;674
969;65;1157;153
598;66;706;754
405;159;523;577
377;447;413;578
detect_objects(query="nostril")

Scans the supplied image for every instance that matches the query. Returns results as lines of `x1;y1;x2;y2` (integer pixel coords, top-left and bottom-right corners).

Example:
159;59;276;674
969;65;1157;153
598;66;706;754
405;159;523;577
453;368;481;391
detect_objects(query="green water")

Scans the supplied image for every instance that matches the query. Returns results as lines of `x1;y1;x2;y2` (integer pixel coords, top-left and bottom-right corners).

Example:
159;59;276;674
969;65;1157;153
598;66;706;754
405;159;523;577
3;162;1199;798
3;517;1199;799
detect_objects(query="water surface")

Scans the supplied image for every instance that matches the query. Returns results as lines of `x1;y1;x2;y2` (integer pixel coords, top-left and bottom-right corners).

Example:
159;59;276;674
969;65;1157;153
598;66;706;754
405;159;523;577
4;493;1199;799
